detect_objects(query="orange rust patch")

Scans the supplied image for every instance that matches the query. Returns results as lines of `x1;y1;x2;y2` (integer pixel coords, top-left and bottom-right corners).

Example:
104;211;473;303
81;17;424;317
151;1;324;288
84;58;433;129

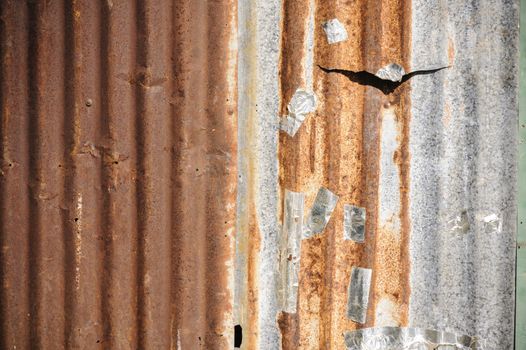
443;103;452;126
448;36;456;65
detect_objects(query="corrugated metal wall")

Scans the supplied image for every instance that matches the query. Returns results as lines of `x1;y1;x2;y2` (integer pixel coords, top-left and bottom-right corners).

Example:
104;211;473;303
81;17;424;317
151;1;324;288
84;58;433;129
0;1;237;349
0;0;518;349
237;0;518;349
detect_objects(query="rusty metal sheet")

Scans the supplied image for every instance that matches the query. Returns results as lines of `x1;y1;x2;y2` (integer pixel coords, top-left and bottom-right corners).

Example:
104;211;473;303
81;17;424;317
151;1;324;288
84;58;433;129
244;0;517;349
0;1;237;349
0;0;518;349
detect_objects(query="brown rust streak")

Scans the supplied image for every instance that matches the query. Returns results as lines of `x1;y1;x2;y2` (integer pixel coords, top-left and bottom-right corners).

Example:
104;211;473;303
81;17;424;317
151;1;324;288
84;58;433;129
279;0;412;348
0;2;31;349
236;0;261;347
277;0;311;347
368;0;412;328
279;0;369;348
314;1;370;349
172;0;237;349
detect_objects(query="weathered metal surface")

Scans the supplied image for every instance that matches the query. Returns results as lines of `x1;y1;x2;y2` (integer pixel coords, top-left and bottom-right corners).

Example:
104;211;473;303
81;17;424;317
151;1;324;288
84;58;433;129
0;0;518;349
278;190;305;313
517;0;526;347
409;2;517;350
0;1;237;349
241;0;517;349
344;327;482;350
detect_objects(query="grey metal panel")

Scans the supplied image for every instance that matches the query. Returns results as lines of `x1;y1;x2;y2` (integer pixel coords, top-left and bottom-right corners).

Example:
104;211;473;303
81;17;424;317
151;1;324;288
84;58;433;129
409;1;518;349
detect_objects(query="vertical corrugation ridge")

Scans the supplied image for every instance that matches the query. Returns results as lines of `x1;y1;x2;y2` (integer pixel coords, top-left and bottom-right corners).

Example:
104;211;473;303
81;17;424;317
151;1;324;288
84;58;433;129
135;1;174;348
99;1;112;347
134;1;147;346
0;2;31;349
171;0;209;347
63;0;77;344
26;2;41;348
100;0;139;348
203;1;237;347
30;1;68;348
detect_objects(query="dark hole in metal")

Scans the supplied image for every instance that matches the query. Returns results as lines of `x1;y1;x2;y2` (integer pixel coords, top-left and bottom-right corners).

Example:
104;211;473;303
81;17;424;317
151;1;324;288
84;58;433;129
234;324;242;348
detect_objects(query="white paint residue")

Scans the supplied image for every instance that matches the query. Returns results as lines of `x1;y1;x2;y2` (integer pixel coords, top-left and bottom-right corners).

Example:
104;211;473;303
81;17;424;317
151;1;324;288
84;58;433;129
378;108;401;232
375;297;400;327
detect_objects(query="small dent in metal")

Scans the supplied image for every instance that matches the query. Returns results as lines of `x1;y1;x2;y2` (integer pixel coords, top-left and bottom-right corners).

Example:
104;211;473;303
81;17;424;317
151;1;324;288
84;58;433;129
322;18;348;44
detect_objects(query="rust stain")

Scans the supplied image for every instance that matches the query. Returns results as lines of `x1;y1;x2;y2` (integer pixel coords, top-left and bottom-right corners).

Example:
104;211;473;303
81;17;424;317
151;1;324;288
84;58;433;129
448;36;456;65
279;0;412;348
0;0;237;349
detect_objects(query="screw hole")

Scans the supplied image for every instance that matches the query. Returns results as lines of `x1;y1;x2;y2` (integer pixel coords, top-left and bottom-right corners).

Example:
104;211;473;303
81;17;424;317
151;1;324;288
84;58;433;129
74;218;79;222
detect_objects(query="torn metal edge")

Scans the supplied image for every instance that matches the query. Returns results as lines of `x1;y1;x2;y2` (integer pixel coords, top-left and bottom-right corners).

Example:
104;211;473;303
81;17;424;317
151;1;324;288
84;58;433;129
375;63;406;82
279;190;305;313
303;187;339;238
321;18;348;44
347;267;372;324
344;327;484;350
344;204;366;242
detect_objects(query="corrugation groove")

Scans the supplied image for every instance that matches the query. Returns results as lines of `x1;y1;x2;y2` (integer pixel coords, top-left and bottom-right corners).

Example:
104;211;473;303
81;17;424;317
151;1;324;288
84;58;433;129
0;2;31;349
0;0;237;349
